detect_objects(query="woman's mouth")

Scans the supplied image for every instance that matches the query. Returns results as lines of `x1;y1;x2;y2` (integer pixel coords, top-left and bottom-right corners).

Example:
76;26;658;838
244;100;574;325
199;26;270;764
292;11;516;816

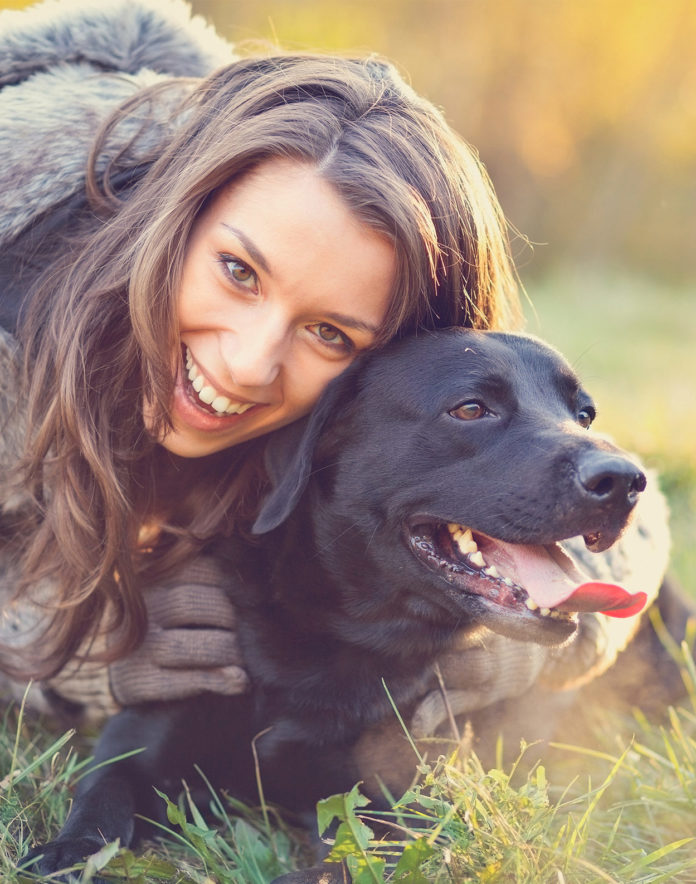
182;346;258;418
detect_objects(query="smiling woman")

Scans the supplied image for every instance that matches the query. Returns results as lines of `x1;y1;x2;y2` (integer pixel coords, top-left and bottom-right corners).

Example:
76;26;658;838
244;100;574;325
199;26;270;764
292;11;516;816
0;0;521;695
162;160;396;457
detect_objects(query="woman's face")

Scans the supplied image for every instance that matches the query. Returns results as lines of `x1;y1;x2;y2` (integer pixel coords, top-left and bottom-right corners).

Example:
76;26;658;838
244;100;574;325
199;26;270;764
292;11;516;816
157;158;396;458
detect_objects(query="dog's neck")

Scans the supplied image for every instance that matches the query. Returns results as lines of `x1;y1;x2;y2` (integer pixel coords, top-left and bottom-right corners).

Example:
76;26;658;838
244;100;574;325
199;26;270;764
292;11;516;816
234;492;473;742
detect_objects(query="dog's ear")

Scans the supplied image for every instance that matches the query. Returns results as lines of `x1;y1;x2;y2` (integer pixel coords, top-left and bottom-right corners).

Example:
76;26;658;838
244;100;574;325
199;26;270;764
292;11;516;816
252;363;361;535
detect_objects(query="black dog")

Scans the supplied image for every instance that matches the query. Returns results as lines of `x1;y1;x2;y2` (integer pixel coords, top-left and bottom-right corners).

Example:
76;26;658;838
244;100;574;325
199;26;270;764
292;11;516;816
27;329;671;878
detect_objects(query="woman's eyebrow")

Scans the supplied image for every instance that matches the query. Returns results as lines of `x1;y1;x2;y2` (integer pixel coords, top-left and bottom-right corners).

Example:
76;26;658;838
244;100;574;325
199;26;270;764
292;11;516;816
322;311;381;334
220;224;271;274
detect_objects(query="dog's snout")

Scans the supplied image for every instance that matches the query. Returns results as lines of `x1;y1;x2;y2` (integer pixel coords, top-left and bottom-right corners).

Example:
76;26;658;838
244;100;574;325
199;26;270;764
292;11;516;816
577;452;647;503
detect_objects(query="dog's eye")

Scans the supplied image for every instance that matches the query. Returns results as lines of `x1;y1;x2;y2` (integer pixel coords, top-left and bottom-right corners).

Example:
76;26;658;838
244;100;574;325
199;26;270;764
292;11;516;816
578;405;596;429
450;400;488;421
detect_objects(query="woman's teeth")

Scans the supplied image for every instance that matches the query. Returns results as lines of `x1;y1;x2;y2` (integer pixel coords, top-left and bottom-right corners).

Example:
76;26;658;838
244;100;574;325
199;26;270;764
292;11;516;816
184;347;255;417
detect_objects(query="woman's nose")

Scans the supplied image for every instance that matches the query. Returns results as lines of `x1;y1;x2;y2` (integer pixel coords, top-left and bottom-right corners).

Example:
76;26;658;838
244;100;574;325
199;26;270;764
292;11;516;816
218;327;287;390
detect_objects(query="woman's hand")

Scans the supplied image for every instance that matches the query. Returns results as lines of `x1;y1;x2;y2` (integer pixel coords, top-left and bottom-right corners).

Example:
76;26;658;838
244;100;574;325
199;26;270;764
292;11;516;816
109;555;249;705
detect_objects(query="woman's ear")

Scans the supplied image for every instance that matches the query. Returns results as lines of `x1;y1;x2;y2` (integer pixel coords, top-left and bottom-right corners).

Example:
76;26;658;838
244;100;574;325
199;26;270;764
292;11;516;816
252;364;360;535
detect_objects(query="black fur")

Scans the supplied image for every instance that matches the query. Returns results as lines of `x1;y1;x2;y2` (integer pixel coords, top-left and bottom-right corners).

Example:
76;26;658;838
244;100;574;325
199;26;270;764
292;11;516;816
24;330;686;881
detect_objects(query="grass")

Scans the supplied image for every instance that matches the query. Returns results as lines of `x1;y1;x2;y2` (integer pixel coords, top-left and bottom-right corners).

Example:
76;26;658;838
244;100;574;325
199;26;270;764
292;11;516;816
1;693;305;883
3;267;695;881
3;658;696;883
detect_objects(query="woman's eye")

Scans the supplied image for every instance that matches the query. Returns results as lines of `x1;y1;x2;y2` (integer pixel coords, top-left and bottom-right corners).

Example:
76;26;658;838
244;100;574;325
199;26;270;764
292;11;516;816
220;256;258;292
578;405;596;429
450;400;488;421
307;322;353;352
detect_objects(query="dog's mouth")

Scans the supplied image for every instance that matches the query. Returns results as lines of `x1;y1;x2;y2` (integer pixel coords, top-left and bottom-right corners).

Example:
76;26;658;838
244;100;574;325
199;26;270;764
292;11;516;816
408;520;647;635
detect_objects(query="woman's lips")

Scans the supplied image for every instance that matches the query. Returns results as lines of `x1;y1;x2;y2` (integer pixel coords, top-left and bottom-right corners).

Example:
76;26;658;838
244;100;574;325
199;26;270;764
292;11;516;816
172;346;265;431
183;346;258;417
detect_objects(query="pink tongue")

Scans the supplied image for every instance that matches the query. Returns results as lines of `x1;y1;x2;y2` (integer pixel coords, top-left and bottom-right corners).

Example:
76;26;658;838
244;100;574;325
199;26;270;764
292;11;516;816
495;542;647;618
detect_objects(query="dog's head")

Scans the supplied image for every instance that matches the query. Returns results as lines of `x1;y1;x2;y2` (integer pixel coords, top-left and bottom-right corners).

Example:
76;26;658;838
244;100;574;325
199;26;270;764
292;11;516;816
253;329;647;647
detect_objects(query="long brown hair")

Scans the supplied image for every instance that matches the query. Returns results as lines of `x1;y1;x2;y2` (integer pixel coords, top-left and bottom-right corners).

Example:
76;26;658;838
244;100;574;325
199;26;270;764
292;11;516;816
4;53;521;678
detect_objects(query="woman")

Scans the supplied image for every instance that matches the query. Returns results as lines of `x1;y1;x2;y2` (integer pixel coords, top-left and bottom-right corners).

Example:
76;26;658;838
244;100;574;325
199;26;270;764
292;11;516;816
0;0;528;717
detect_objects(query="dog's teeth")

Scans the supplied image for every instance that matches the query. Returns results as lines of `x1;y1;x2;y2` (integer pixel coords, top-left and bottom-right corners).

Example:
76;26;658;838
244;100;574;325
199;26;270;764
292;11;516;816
484;565;499;579
502;577;515;587
448;523;468;543
539;607;551;617
468;550;485;568
446;525;481;557
525;598;539;611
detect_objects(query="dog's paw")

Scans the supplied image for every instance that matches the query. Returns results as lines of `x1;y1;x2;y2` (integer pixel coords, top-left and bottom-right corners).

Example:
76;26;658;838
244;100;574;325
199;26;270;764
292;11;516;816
271;861;352;884
20;835;106;879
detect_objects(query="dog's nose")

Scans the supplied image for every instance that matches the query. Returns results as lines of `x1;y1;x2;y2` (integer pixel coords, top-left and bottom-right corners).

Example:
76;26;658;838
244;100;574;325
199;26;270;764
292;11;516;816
577;452;647;504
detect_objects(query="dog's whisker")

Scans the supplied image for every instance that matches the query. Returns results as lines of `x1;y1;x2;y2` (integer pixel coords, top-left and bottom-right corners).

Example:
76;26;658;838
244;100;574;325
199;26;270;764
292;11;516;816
363;523;381;553
311;519;366;560
306;460;342;478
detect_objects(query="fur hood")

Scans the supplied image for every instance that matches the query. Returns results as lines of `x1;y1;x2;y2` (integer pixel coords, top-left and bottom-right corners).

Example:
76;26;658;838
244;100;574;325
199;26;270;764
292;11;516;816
0;0;236;245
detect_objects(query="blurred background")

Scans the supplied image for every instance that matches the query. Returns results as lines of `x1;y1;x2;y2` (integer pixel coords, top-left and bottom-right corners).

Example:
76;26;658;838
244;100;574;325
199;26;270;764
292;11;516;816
4;0;695;590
